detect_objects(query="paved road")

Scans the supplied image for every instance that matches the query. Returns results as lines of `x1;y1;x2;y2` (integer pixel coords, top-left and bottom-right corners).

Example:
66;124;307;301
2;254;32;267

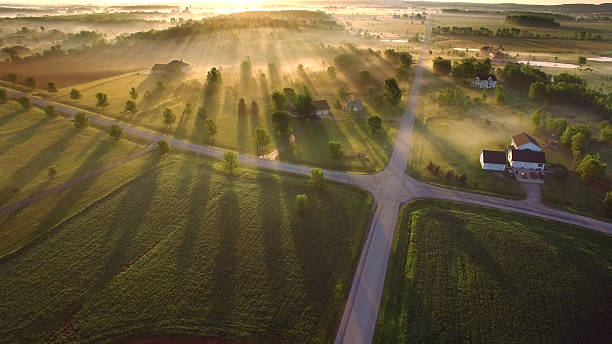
2;17;612;344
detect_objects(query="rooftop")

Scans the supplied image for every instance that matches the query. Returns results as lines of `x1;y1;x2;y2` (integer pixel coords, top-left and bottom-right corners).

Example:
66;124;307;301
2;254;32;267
510;149;546;164
481;150;507;164
512;132;540;148
313;100;330;111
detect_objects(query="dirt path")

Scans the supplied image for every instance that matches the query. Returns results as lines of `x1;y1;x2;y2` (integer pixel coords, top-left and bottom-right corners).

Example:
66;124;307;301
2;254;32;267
0;144;154;217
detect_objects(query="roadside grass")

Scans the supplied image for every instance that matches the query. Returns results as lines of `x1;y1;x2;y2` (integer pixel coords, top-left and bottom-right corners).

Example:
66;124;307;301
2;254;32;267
408;69;526;198
0;99;61;135
0;118;143;208
279;119;398;173
542;173;609;221
375;199;612;344
0;152;374;344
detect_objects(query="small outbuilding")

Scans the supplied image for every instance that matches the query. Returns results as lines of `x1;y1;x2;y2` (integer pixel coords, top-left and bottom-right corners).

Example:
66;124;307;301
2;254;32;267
480;150;507;171
313;100;331;116
345;95;364;112
508;149;546;170
511;133;542;152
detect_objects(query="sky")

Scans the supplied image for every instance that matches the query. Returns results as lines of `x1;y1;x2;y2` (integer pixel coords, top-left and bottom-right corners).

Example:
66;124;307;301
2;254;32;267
7;0;609;6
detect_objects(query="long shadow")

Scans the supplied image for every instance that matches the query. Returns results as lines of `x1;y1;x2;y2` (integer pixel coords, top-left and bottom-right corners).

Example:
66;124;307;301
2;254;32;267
0;107;26;128
237;99;249;153
206;182;240;323
0;128;81;206
0;118;60;159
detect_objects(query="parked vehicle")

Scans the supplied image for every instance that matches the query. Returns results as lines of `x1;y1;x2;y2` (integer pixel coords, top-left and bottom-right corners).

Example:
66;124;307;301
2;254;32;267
530;171;538;179
538;172;546;180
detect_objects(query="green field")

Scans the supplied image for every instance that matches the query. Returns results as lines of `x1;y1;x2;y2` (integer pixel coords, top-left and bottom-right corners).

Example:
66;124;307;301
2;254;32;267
375;199;612;344
0;153;373;343
0;99;60;135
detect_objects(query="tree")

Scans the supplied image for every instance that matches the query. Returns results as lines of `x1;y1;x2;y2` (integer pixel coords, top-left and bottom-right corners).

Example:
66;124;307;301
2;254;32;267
109;124;123;140
157;139;170;155
571;132;587;154
48;166;57;180
238;98;247;115
600;123;612;143
309;168;325;190
605;192;612;218
530;109;543;128
328;140;344;160
481;89;488;103
250;99;259;116
125;100;137;114
206;67;221;84
576;153;606;182
163;108;176;126
25;77;36;89
529;81;547;101
368;115;382;134
17;96;30;108
74;112;89;128
272;110;290;133
384;78;402;106
222;151;239;178
0;89;6;103
6;73;17;83
44;105;58;118
577;56;587;65
561;124;591;146
205;118;218;142
294;91;314;120
432;57;452;75
495;86;505;104
70;88;81;102
295;194;308;214
271;90;286;111
47;82;57;92
255;127;271;156
129;87;138;100
95;92;109;109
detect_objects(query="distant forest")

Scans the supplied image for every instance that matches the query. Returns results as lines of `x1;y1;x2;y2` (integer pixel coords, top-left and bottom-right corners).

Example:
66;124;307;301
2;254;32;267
505;15;560;27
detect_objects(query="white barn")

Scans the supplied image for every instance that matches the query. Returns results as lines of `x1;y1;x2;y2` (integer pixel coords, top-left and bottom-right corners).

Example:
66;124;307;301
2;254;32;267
511;133;542;152
480;150;506;171
508;149;546;170
471;74;497;89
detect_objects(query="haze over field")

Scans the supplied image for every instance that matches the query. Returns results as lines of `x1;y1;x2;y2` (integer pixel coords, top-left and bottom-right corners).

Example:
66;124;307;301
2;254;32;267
8;1;611;5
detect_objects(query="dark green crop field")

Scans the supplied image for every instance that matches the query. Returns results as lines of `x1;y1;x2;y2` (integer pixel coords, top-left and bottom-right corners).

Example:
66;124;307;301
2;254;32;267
0;154;373;344
375;200;612;344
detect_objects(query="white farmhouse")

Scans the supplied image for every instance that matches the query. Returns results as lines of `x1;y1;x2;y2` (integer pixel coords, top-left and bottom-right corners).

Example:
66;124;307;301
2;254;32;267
480;150;506;171
471;74;497;89
511;133;542;152
508;149;546;170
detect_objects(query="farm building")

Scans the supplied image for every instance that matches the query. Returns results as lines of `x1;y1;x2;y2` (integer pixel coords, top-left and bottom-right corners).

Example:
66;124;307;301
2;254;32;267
151;59;190;75
511;133;542;152
471;74;497;89
508;149;546;170
345;95;364;112
313;100;331;116
480;150;507;171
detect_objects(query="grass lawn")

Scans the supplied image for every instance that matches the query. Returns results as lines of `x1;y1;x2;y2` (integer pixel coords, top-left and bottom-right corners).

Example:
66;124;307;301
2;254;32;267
0;100;61;135
279;118;398;173
0;152;373;343
0;119;143;208
375;199;612;344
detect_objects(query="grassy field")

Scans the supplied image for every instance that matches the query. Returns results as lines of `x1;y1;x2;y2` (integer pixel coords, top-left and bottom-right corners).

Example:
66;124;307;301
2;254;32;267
408;68;526;198
0;99;61;135
0;152;374;343
279;118;398;173
375;199;612;344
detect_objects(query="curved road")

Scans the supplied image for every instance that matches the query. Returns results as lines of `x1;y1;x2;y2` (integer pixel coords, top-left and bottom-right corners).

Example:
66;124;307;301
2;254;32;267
2;18;611;344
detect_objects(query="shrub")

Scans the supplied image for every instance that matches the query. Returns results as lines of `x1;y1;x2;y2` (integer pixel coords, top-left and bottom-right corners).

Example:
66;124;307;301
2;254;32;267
109;124;123;139
309;168;324;190
328;140;344;160
157;140;170;155
295;194;309;214
74;112;89;128
44;105;58;118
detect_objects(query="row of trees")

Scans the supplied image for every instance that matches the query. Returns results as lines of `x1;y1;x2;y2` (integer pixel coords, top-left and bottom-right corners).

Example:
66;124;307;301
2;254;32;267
432;57;492;81
432;25;602;40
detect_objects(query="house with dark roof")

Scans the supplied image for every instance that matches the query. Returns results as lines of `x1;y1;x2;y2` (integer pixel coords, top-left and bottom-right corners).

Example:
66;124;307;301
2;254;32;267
480;150;507;171
511;133;542;152
151;59;190;75
508;149;546;170
345;94;364;112
471;74;497;89
313;100;331;116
